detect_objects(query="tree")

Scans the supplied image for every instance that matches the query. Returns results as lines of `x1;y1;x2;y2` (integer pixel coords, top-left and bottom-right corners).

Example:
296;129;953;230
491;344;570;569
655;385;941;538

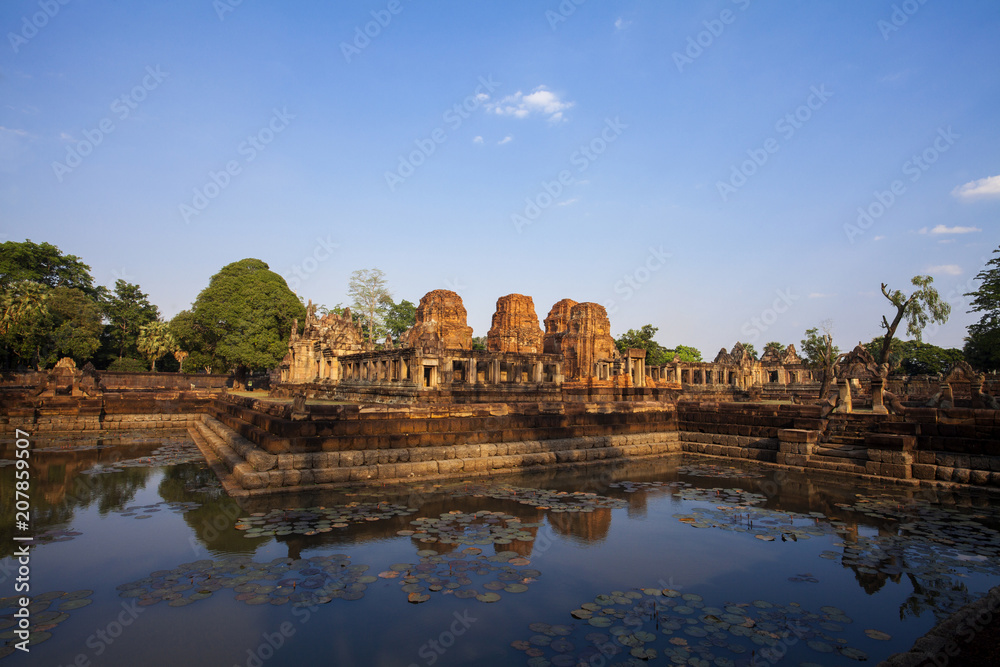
877;276;950;367
347;268;392;347
46;287;103;365
802;322;840;399
896;341;964;376
0;281;50;369
866;336;964;375
174;350;189;372
667;345;703;363
736;342;758;359
103;280;160;360
863;337;899;372
0;239;97;296
187;259;305;377
615;325;671;365
471;336;487;351
137;322;178;371
385;299;416;340
168;309;218;372
763;341;784;357
964;245;1000;371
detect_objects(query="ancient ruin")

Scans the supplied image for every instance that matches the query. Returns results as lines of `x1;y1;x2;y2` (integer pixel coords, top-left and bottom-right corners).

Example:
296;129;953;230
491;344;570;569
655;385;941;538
4;286;998;498
487;294;543;354
283;302;365;383
401;289;474;350
275;290;859;404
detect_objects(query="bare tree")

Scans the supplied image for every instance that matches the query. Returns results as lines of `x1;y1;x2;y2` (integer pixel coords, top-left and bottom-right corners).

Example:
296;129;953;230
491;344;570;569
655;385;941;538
347;268;392;347
801;320;839;400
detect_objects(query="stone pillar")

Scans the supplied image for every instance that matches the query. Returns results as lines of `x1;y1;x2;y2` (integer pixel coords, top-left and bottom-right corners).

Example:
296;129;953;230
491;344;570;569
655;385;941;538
941;382;954;408
834;379;853;414
871;377;888;414
777;428;818;466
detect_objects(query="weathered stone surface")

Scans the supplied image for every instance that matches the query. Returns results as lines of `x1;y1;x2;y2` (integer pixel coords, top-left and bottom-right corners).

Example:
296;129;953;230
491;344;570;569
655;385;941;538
542;298;577;354
778;428;818;444
281;301;364;382
487;294;543;354
402;290;473;350
560;302;617;380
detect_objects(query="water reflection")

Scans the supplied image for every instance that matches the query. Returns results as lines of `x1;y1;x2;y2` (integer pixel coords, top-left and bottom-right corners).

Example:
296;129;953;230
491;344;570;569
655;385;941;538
5;433;1000;666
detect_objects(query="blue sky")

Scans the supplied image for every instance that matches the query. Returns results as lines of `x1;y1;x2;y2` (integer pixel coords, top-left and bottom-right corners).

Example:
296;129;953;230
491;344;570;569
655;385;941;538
2;0;998;356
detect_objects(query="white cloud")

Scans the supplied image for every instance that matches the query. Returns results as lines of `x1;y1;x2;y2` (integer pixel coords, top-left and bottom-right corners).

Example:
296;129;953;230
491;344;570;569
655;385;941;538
486;86;574;122
928;264;962;276
952;175;1000;199
556;198;578;207
614;17;631;30
873;235;885;241
472;136;483;144
919;224;982;235
497;135;512;145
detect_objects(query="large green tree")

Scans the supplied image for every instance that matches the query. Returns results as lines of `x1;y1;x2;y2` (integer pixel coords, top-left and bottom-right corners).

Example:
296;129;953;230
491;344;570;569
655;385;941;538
187;259;305;376
385;299;416;340
0;239;98;296
669;345;703;363
802;323;840;399
0;284;102;369
168;309;214;373
863;337;963;376
103;280;160;360
347;268;392;347
0;281;50;368
46;287;104;365
615;325;671;366
877;275;950;367
964;245;1000;371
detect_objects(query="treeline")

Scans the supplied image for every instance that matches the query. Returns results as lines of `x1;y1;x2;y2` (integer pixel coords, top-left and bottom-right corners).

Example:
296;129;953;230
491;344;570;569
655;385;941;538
0;242;419;377
0;242;307;375
616;246;1000;377
4;239;997;377
0;240;164;372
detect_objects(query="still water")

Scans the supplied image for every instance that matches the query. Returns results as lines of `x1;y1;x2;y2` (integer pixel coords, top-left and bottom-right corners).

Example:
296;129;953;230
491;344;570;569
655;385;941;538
3;430;1000;666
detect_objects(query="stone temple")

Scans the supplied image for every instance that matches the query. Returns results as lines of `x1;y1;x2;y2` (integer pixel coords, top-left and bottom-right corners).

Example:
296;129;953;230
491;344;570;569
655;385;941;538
5;287;998;498
277;289;814;403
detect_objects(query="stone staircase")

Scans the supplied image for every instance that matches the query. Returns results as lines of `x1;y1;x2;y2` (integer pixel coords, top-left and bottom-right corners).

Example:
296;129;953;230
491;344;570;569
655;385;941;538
805;414;872;473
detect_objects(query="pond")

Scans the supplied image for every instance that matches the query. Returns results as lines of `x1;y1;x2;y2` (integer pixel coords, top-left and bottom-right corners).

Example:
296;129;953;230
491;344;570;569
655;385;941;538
3;430;1000;666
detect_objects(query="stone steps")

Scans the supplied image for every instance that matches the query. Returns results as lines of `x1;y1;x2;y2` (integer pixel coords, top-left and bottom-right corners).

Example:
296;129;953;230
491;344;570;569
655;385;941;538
802;455;868;474
821;434;867;446
195;414;685;493
813;444;868;460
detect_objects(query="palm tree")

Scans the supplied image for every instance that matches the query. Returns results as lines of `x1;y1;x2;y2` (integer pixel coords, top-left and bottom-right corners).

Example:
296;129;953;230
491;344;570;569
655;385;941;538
137;322;178;372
